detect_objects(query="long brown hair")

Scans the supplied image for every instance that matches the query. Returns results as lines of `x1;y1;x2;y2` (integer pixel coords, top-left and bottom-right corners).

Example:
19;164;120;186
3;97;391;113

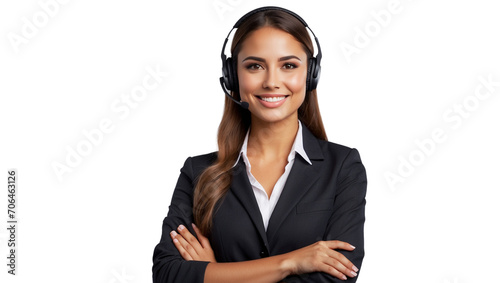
193;9;327;236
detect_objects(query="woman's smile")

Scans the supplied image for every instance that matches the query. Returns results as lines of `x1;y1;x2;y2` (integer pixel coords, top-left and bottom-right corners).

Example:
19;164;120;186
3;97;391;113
255;94;289;108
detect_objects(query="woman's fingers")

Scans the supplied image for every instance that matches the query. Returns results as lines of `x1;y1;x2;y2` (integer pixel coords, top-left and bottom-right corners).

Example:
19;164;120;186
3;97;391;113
192;223;211;249
322;264;350;281
191;223;217;262
170;230;194;260
170;224;216;262
177;224;202;250
320;241;358;279
324;240;356;251
287;240;359;280
324;246;358;274
323;240;358;273
323;252;357;279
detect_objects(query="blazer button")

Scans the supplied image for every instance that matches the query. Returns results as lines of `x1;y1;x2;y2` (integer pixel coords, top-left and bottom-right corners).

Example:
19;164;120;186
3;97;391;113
260;250;269;258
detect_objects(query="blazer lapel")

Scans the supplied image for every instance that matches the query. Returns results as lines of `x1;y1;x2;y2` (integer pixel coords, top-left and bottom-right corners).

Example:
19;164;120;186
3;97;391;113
230;159;269;247
266;125;324;244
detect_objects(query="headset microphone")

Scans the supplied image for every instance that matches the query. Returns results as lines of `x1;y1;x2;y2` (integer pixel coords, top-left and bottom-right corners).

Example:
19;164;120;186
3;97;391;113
219;77;249;109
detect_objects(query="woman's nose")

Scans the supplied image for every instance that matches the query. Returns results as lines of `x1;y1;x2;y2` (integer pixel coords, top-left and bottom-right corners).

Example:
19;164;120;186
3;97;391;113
262;67;280;89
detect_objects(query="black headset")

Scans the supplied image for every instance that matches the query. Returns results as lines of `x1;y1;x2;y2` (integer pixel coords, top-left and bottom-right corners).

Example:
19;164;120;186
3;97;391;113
219;6;322;109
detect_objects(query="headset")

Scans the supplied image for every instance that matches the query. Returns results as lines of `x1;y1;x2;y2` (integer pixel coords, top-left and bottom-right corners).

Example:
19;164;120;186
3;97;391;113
219;6;322;109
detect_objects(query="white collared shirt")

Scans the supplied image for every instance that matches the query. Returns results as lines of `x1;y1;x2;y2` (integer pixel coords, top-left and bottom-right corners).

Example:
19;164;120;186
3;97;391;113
233;120;312;230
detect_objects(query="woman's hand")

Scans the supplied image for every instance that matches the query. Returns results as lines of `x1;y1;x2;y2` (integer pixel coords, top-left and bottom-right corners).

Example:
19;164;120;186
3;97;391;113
282;240;359;281
170;223;216;262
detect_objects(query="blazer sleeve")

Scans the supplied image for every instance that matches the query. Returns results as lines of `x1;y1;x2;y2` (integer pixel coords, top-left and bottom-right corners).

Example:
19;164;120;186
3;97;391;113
152;157;210;283
281;148;367;283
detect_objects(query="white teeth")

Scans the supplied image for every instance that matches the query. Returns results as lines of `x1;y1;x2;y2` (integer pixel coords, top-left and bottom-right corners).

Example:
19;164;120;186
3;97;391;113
261;96;285;102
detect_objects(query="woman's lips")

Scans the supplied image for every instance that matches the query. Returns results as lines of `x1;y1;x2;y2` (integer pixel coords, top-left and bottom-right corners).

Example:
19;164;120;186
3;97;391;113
255;95;289;108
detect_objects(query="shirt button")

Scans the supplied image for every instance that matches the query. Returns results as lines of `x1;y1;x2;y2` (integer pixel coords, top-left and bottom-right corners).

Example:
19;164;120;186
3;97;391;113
260;250;269;258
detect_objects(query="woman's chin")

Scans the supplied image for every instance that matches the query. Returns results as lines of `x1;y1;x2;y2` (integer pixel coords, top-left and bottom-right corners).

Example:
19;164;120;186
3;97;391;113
249;111;297;125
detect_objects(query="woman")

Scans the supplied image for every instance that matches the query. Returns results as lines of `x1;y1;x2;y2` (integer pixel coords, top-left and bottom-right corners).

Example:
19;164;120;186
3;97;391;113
153;6;367;282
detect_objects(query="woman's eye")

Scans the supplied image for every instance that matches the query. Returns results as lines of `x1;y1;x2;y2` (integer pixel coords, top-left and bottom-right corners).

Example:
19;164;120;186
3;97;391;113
283;63;297;69
246;63;263;70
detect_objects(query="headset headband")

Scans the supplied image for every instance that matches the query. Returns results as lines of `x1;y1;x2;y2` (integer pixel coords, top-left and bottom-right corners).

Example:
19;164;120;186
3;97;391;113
221;6;322;70
234;6;308;28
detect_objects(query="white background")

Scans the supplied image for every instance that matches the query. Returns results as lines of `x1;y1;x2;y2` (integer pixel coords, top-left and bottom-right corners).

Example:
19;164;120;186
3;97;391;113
1;0;499;282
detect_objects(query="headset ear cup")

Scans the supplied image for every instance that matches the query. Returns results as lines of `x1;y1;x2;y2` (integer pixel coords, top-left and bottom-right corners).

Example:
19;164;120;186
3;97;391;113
307;57;320;91
229;57;239;94
223;57;233;91
306;58;315;92
224;57;239;93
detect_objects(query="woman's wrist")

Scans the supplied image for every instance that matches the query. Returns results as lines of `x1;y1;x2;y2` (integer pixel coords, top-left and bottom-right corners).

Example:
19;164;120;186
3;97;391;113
277;252;296;278
204;254;296;283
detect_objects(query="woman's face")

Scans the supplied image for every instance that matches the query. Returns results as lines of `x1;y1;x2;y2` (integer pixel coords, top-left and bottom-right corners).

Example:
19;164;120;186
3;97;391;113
237;26;308;125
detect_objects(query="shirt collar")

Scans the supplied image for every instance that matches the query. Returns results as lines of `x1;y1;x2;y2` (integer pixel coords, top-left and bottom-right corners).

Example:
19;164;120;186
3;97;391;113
233;120;312;168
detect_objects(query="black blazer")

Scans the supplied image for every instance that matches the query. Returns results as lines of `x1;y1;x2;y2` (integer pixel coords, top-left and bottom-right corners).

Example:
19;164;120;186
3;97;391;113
153;125;367;282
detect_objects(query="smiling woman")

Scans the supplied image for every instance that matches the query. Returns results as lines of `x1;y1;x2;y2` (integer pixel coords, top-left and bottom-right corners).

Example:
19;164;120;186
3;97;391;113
152;6;367;283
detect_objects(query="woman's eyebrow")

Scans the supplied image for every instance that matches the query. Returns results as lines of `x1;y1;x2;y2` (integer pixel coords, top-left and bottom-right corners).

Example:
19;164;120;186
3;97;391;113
242;56;265;63
279;55;301;62
241;55;302;63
